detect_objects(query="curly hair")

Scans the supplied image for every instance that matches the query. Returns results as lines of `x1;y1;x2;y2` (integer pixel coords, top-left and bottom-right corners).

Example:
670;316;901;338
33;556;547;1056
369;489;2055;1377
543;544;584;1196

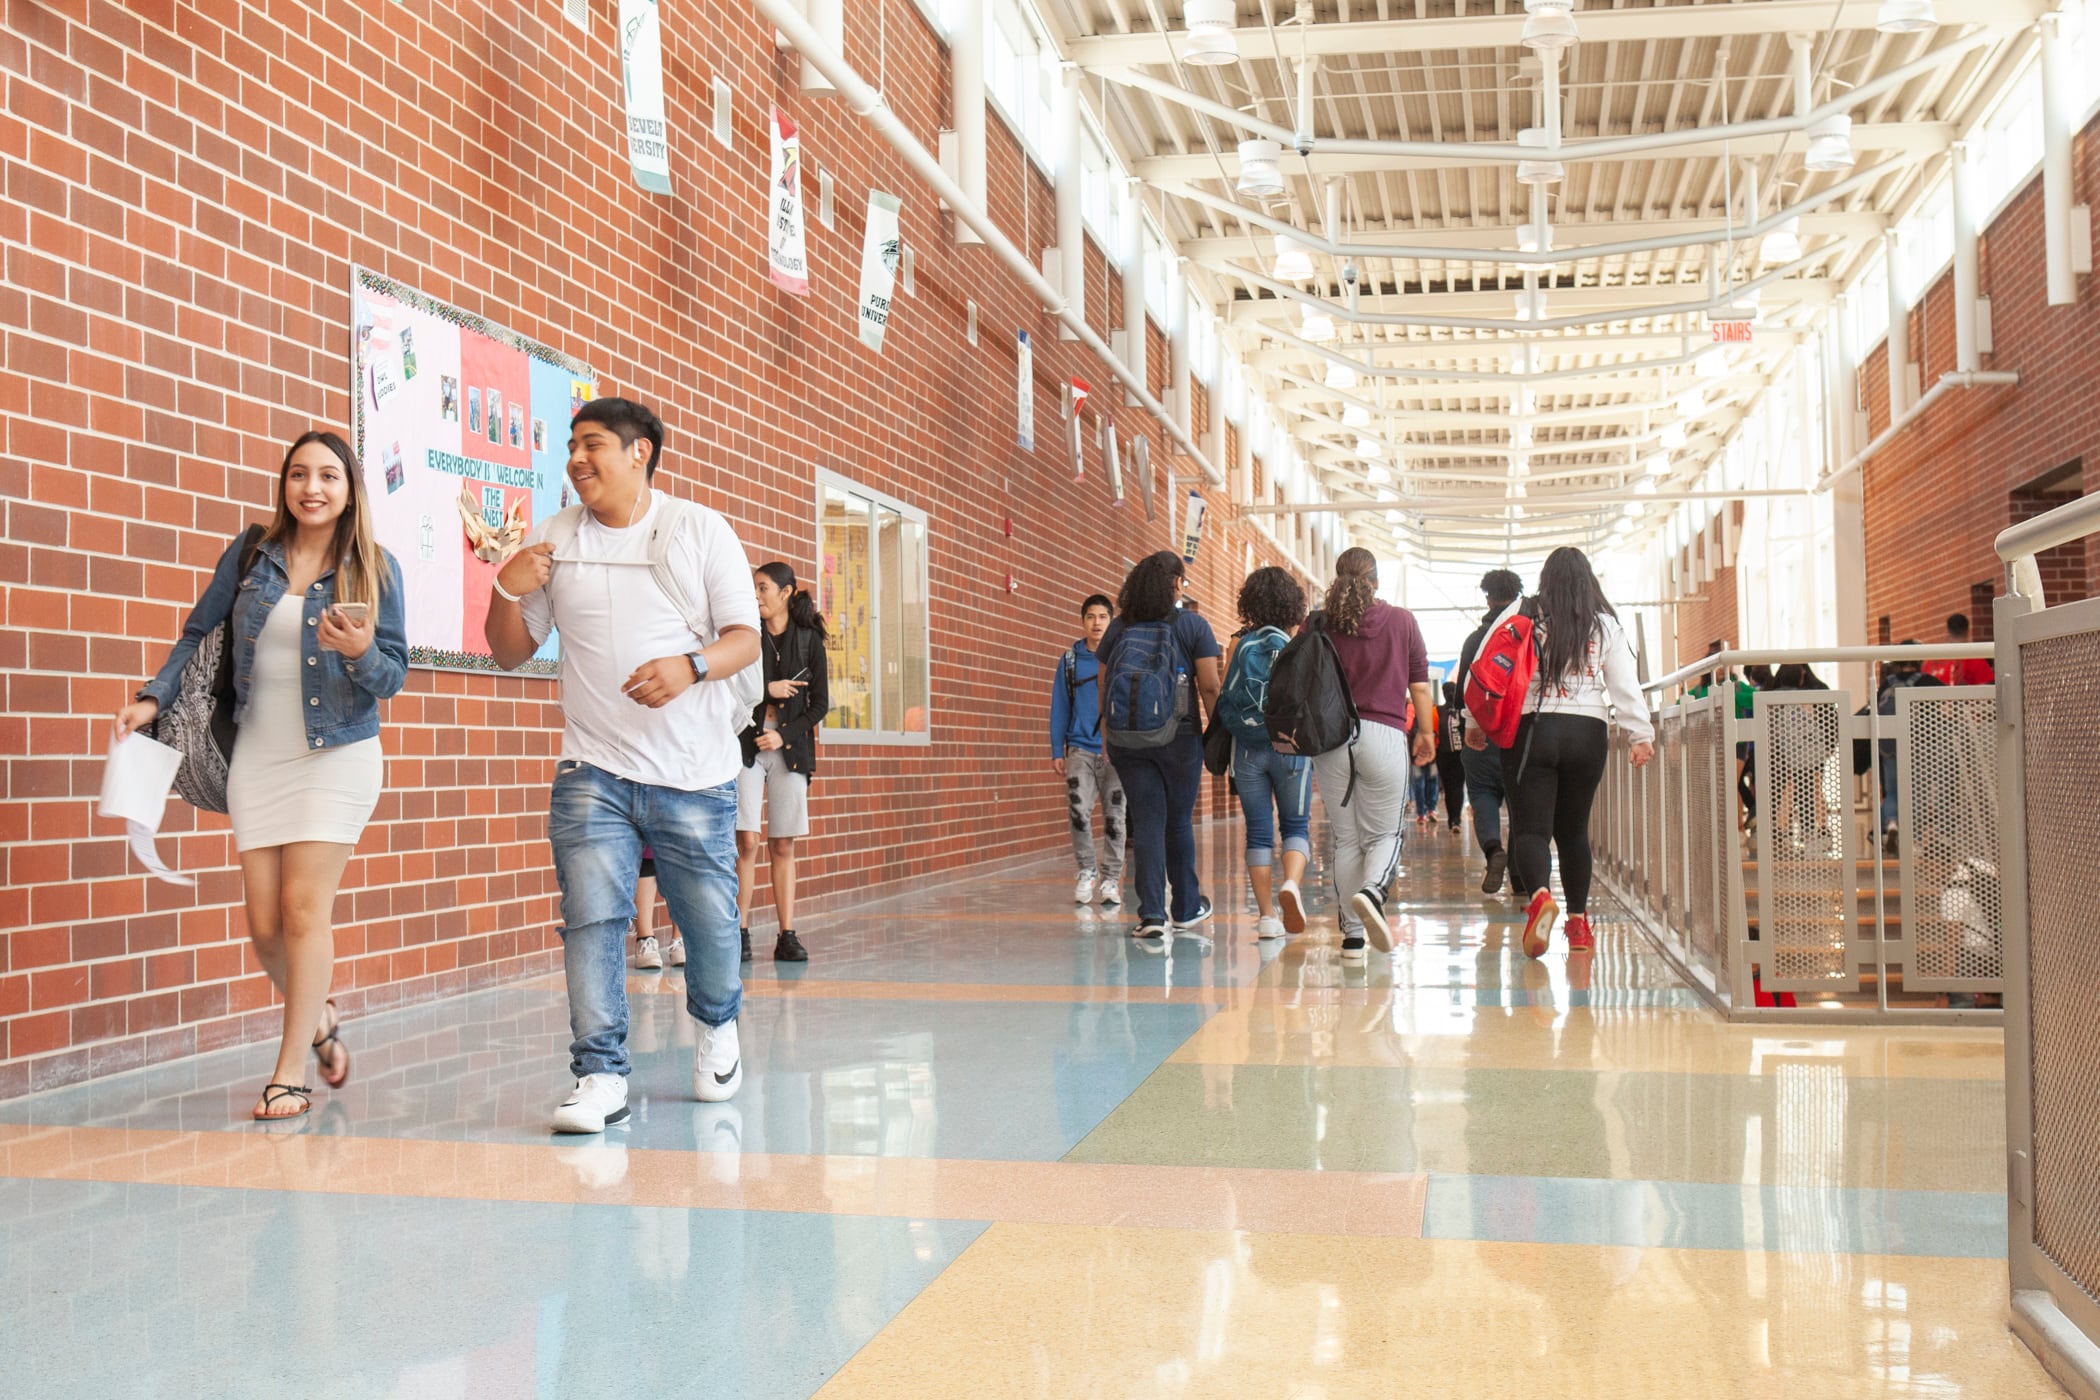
1236;566;1306;632
1117;550;1186;623
1322;547;1380;636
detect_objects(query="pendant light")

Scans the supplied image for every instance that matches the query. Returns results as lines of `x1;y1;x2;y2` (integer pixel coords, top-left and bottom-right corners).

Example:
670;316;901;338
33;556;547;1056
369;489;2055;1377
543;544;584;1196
1520;0;1578;51
1273;234;1315;281
1181;0;1242;64
1236;139;1285;198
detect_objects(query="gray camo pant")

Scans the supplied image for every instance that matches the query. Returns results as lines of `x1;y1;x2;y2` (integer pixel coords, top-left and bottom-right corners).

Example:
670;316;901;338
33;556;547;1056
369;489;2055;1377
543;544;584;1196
1065;749;1126;881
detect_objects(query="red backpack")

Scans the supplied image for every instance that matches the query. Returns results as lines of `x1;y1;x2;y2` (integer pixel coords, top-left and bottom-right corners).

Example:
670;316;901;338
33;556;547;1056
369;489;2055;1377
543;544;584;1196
1465;610;1541;749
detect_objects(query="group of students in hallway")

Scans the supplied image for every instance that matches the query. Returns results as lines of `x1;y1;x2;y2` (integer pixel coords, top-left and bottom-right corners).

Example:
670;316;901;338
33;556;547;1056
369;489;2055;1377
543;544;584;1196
1050;547;1656;964
118;399;831;1131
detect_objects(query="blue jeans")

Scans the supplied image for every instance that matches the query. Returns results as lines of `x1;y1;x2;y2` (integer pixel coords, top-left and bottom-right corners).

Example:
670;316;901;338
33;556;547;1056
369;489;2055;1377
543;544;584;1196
1109;733;1205;924
1411;767;1440;814
1878;738;1898;830
1461;743;1506;851
1233;743;1312;867
549;760;742;1078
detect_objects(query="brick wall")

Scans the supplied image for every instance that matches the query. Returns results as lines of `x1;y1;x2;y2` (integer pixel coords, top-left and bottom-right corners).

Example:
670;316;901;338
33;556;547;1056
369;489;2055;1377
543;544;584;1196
1673;561;1739;667
0;1;1302;1095
1860;112;2100;632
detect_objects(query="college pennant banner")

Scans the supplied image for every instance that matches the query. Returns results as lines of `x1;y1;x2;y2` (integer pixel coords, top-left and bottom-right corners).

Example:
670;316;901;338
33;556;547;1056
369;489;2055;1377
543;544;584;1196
619;0;672;194
856;192;902;351
1016;330;1034;450
1101;417;1124;506
767;108;809;294
1182;489;1207;562
1133;435;1153;520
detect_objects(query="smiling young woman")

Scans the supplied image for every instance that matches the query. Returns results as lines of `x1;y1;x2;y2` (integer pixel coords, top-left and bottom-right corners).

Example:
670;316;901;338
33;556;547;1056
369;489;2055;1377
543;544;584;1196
118;431;408;1122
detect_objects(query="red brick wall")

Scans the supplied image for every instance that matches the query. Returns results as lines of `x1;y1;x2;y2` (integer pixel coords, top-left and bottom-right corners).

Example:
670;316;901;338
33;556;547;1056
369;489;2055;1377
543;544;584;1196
1673;562;1739;667
1861;115;2100;631
0;1;1300;1095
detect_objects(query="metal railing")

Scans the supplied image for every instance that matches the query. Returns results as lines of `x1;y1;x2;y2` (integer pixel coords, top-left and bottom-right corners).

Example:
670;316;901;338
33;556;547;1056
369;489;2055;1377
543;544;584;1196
1995;493;2100;1400
1590;644;2002;1021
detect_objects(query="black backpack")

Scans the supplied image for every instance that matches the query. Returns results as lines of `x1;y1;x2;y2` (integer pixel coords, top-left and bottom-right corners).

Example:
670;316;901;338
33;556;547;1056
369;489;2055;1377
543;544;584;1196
1262;616;1359;804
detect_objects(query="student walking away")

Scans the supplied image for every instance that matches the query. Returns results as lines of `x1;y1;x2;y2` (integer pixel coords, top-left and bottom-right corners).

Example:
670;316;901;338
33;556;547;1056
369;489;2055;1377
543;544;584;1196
1488;547;1654;961
736;562;831;964
1456;569;1523;893
118;431;407;1121
485;398;761;1134
1100;551;1224;941
1689;641;1758;832
633;851;684;968
1435;681;1468;832
1873;645;1945;855
1308;548;1435;961
1764;662;1839;847
1217;568;1313;939
1923;613;1995;686
1050;594;1125;908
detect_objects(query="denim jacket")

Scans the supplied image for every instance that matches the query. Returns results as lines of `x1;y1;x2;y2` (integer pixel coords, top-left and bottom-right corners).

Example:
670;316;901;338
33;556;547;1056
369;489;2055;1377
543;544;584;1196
141;533;409;750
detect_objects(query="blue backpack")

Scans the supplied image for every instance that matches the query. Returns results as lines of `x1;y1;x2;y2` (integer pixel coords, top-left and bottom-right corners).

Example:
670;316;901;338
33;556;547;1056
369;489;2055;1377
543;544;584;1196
1217;626;1288;745
1102;621;1188;748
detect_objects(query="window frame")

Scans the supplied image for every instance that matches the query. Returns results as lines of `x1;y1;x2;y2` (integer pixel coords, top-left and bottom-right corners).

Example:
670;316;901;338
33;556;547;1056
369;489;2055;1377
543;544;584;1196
813;468;934;748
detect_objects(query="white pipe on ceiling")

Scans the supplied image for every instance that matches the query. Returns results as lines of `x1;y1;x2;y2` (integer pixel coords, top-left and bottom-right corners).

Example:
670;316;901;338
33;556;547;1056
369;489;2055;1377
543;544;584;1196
1951;141;1981;373
952;0;986;246
1885;228;1912;417
1054;68;1085;342
750;0;1223;485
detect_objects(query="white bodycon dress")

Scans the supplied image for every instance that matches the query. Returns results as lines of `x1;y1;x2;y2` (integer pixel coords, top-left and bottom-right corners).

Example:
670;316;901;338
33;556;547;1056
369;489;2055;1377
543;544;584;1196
226;595;384;852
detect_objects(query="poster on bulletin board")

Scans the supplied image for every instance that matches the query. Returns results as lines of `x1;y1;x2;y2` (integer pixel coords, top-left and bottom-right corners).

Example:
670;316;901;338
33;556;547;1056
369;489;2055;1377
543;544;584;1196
348;267;596;674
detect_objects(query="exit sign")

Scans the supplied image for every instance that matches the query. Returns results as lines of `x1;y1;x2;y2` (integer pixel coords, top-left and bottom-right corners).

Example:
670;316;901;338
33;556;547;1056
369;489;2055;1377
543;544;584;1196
1711;321;1754;343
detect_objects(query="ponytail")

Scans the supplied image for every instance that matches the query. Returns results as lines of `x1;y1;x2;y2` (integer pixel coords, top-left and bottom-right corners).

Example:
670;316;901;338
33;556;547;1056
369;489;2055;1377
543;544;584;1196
757;560;828;639
1322;546;1379;636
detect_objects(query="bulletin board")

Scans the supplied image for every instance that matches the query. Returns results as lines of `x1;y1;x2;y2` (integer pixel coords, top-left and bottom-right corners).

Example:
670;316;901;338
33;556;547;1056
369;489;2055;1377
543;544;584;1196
348;267;596;674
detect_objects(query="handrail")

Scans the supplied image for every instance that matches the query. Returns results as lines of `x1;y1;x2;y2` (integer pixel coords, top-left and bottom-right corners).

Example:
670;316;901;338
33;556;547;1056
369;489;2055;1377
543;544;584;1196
1995;491;2100;564
1644;644;1994;696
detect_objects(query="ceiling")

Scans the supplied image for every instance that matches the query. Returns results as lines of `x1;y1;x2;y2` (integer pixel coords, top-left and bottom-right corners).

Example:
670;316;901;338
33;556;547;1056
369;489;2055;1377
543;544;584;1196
1029;0;2043;561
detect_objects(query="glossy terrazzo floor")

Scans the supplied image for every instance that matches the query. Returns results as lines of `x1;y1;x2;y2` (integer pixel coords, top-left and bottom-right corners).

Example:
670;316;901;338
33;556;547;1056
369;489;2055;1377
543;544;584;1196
0;805;2058;1398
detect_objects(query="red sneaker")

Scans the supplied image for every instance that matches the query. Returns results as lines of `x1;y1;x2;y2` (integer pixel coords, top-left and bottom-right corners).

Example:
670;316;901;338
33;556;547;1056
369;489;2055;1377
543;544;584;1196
1521;887;1560;960
1565;914;1594;953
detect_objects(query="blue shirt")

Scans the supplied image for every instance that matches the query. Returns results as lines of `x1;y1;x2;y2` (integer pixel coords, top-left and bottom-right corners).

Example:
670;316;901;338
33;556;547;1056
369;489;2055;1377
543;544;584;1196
1049;639;1105;758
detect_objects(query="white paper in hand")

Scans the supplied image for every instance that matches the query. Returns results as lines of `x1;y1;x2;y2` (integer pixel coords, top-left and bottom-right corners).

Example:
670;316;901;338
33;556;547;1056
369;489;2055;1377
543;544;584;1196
99;732;194;887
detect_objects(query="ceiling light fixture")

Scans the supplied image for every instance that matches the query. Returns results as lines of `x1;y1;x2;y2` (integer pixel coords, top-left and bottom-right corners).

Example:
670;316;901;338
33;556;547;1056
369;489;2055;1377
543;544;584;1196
1181;0;1242;64
1875;0;1937;33
1273;234;1315;281
1236;139;1286;198
1804;114;1855;172
1300;306;1337;342
1361;448;1389;470
1645;454;1670;477
1660;423;1688;451
1342;403;1372;428
1520;0;1579;51
1515;127;1565;186
1516;223;1554;253
1325;360;1360;390
1761;217;1803;264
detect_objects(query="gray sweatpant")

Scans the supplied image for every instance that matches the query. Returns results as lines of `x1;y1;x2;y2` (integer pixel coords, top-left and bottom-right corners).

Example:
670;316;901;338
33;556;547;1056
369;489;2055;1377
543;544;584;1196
1311;718;1411;936
1065;749;1126;881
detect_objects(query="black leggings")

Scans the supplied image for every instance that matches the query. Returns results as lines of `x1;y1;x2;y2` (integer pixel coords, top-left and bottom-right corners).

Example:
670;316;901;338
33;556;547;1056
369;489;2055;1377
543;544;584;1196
1508;713;1610;915
1435;752;1466;825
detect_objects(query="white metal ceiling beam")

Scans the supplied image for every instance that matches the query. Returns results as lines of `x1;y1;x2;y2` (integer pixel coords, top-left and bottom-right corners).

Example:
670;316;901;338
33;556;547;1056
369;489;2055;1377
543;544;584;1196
1225;279;1835;323
1067;0;2035;66
1244;330;1805;369
1180;211;1887;262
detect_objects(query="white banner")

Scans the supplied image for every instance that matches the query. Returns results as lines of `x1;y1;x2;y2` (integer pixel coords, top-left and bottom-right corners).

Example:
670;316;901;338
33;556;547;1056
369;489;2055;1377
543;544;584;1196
1182;489;1207;561
620;0;672;194
768;108;809;294
1102;417;1124;506
856;192;902;351
1016;330;1034;450
1134;433;1154;519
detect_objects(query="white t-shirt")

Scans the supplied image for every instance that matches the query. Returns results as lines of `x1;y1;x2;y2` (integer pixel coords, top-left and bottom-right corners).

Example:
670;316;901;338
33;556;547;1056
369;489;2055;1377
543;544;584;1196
1492;601;1655;745
519;492;759;790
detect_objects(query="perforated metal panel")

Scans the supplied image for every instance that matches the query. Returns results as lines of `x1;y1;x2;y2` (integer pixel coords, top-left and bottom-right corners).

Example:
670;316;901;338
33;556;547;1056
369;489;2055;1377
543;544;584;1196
1683;700;1724;983
1642;728;1666;921
1896;687;2002;992
1660;711;1688;940
1756;692;1859;994
2022;629;2100;1295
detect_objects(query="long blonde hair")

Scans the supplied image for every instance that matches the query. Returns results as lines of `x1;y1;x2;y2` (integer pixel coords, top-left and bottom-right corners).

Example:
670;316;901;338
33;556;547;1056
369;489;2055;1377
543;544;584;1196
266;430;389;608
1322;546;1379;635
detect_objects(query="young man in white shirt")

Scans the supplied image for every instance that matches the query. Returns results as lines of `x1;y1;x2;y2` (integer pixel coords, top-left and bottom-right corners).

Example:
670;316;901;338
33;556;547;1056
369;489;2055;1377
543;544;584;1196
486;398;761;1133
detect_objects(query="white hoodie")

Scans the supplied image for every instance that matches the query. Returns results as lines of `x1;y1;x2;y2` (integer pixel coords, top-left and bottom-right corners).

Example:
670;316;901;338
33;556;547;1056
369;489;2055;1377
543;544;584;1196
1491;601;1655;745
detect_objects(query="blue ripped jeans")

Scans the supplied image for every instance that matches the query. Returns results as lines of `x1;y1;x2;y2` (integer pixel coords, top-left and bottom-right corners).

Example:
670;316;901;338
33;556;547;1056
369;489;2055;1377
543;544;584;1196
1232;743;1312;867
549;760;742;1079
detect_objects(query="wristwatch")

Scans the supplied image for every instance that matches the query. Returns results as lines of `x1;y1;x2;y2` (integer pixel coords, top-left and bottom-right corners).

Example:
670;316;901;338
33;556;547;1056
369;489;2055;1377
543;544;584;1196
687;651;709;683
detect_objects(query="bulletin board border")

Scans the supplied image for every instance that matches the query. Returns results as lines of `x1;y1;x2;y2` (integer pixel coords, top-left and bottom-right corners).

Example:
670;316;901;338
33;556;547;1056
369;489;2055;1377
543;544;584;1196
349;266;595;677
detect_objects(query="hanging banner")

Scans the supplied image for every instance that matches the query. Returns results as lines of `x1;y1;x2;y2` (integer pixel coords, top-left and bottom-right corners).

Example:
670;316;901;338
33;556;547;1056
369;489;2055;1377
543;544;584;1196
856;192;902;352
619;0;672;194
1065;377;1089;482
1016;330;1034;450
1134;433;1155;520
767;108;809;294
1182;489;1207;562
1101;418;1124;506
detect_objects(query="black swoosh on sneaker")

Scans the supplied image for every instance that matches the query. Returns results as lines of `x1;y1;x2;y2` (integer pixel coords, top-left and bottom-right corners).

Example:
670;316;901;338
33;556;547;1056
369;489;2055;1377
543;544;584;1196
714;1061;739;1085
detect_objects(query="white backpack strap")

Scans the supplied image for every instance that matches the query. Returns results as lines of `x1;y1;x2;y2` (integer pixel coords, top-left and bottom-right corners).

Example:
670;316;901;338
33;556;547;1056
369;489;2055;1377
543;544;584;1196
643;495;763;708
540;503;588;557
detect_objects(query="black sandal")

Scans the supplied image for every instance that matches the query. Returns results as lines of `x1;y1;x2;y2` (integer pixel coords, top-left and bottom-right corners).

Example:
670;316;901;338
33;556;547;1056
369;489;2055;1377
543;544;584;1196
311;999;350;1089
253;1083;312;1121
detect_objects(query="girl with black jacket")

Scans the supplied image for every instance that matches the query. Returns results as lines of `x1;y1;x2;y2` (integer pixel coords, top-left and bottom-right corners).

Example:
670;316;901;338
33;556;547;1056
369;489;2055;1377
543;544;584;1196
736;562;831;963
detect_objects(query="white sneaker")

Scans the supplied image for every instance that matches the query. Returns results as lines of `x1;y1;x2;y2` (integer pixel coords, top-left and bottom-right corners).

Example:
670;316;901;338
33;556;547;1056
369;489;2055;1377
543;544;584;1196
693;1019;742;1102
666;936;686;966
552;1073;630;1134
635;935;663;970
1277;880;1306;935
1074;872;1098;904
1098;878;1123;906
1254;915;1286;939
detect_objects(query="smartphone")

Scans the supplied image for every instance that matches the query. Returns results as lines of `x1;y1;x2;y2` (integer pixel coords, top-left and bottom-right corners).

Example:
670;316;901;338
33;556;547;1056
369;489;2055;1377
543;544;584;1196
790;667;809;683
331;602;370;625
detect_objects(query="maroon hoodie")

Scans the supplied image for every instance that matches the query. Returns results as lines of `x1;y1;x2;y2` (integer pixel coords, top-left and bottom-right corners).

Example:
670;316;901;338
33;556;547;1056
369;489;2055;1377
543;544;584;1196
1322;600;1431;733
